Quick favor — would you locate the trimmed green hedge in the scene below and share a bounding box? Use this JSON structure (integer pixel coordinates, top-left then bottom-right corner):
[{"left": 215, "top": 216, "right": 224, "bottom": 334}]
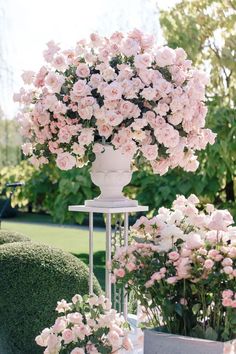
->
[
  {"left": 0, "top": 229, "right": 31, "bottom": 245},
  {"left": 0, "top": 242, "right": 102, "bottom": 354}
]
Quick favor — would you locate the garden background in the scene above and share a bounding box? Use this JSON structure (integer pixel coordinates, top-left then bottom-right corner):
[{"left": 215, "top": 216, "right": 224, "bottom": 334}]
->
[{"left": 0, "top": 0, "right": 235, "bottom": 285}]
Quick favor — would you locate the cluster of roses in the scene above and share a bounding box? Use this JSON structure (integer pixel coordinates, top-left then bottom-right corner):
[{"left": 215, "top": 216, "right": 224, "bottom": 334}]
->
[
  {"left": 15, "top": 29, "right": 215, "bottom": 174},
  {"left": 35, "top": 294, "right": 132, "bottom": 354},
  {"left": 111, "top": 194, "right": 236, "bottom": 337}
]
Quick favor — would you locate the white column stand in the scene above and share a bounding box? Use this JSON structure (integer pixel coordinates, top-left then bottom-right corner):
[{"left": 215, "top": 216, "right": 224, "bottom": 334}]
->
[
  {"left": 89, "top": 212, "right": 94, "bottom": 295},
  {"left": 105, "top": 212, "right": 112, "bottom": 301},
  {"left": 123, "top": 212, "right": 129, "bottom": 320}
]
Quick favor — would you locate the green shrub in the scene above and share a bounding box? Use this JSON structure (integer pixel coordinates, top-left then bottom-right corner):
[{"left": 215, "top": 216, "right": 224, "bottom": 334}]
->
[
  {"left": 0, "top": 242, "right": 102, "bottom": 354},
  {"left": 0, "top": 229, "right": 31, "bottom": 245}
]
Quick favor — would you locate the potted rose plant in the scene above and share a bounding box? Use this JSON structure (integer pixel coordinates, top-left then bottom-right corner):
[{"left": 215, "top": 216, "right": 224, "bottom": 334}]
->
[
  {"left": 111, "top": 194, "right": 236, "bottom": 353},
  {"left": 15, "top": 29, "right": 215, "bottom": 207},
  {"left": 35, "top": 293, "right": 133, "bottom": 354}
]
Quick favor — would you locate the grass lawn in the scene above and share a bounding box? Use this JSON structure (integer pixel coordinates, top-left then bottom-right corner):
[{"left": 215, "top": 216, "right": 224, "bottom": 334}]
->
[{"left": 1, "top": 219, "right": 106, "bottom": 289}]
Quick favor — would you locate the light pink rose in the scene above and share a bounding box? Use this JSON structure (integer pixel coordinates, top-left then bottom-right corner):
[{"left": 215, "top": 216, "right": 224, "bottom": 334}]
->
[
  {"left": 56, "top": 153, "right": 76, "bottom": 170},
  {"left": 134, "top": 53, "right": 152, "bottom": 68},
  {"left": 166, "top": 276, "right": 178, "bottom": 284},
  {"left": 53, "top": 55, "right": 67, "bottom": 71},
  {"left": 62, "top": 328, "right": 74, "bottom": 344},
  {"left": 67, "top": 312, "right": 83, "bottom": 324},
  {"left": 168, "top": 251, "right": 179, "bottom": 261},
  {"left": 70, "top": 348, "right": 85, "bottom": 354},
  {"left": 22, "top": 143, "right": 33, "bottom": 156},
  {"left": 224, "top": 266, "right": 233, "bottom": 275},
  {"left": 76, "top": 63, "right": 90, "bottom": 78},
  {"left": 204, "top": 259, "right": 214, "bottom": 269},
  {"left": 155, "top": 47, "right": 176, "bottom": 67},
  {"left": 222, "top": 258, "right": 233, "bottom": 267},
  {"left": 208, "top": 210, "right": 234, "bottom": 231},
  {"left": 72, "top": 80, "right": 90, "bottom": 98},
  {"left": 222, "top": 290, "right": 234, "bottom": 299},
  {"left": 58, "top": 127, "right": 71, "bottom": 143},
  {"left": 121, "top": 38, "right": 140, "bottom": 56},
  {"left": 141, "top": 144, "right": 158, "bottom": 161},
  {"left": 45, "top": 72, "right": 65, "bottom": 93},
  {"left": 115, "top": 268, "right": 126, "bottom": 278},
  {"left": 52, "top": 317, "right": 67, "bottom": 333},
  {"left": 103, "top": 82, "right": 123, "bottom": 100},
  {"left": 186, "top": 233, "right": 203, "bottom": 249},
  {"left": 222, "top": 298, "right": 233, "bottom": 307},
  {"left": 105, "top": 111, "right": 123, "bottom": 126},
  {"left": 21, "top": 70, "right": 35, "bottom": 84},
  {"left": 35, "top": 328, "right": 51, "bottom": 347}
]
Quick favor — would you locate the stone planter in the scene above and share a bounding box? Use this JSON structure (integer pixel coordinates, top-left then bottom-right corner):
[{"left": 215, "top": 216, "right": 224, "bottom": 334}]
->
[
  {"left": 144, "top": 329, "right": 236, "bottom": 354},
  {"left": 85, "top": 145, "right": 138, "bottom": 207}
]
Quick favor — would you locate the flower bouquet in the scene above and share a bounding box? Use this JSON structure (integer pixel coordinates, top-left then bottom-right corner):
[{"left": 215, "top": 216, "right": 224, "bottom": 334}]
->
[
  {"left": 111, "top": 195, "right": 236, "bottom": 352},
  {"left": 35, "top": 294, "right": 133, "bottom": 354},
  {"left": 15, "top": 29, "right": 215, "bottom": 206}
]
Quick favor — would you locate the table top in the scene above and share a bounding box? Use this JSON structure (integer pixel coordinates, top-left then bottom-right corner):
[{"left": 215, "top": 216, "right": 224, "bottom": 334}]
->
[{"left": 68, "top": 205, "right": 149, "bottom": 214}]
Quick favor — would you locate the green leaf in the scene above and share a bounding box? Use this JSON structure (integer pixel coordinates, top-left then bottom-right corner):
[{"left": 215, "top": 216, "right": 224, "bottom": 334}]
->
[
  {"left": 192, "top": 303, "right": 201, "bottom": 315},
  {"left": 205, "top": 327, "right": 218, "bottom": 341}
]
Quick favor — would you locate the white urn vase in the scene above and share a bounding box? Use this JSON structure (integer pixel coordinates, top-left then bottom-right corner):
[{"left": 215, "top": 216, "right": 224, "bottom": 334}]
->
[{"left": 85, "top": 145, "right": 138, "bottom": 207}]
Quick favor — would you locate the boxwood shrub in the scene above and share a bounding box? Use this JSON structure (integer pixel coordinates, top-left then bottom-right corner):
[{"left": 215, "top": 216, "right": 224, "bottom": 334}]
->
[
  {"left": 0, "top": 229, "right": 31, "bottom": 245},
  {"left": 0, "top": 242, "right": 102, "bottom": 354}
]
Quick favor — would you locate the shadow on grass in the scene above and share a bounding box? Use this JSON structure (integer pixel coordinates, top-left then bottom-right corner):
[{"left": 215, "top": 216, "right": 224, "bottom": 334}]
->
[{"left": 72, "top": 251, "right": 106, "bottom": 291}]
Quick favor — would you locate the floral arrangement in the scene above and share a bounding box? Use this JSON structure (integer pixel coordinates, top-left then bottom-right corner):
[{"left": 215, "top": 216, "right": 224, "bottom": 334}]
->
[
  {"left": 35, "top": 294, "right": 133, "bottom": 354},
  {"left": 15, "top": 29, "right": 216, "bottom": 174},
  {"left": 111, "top": 194, "right": 236, "bottom": 342}
]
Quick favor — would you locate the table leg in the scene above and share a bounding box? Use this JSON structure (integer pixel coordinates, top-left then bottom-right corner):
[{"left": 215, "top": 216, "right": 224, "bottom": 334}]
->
[
  {"left": 123, "top": 212, "right": 129, "bottom": 319},
  {"left": 89, "top": 212, "right": 94, "bottom": 295},
  {"left": 105, "top": 213, "right": 112, "bottom": 301}
]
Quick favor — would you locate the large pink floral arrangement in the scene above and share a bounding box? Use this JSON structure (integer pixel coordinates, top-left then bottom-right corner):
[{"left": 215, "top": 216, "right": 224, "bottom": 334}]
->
[
  {"left": 35, "top": 294, "right": 133, "bottom": 354},
  {"left": 15, "top": 29, "right": 215, "bottom": 174},
  {"left": 111, "top": 195, "right": 236, "bottom": 342}
]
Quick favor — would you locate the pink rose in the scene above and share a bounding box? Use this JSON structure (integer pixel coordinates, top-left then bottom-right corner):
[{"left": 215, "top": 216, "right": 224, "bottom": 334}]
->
[
  {"left": 115, "top": 268, "right": 126, "bottom": 278},
  {"left": 52, "top": 317, "right": 67, "bottom": 333},
  {"left": 53, "top": 55, "right": 67, "bottom": 71},
  {"left": 222, "top": 258, "right": 233, "bottom": 267},
  {"left": 45, "top": 72, "right": 65, "bottom": 93},
  {"left": 21, "top": 70, "right": 35, "bottom": 84},
  {"left": 166, "top": 276, "right": 178, "bottom": 284},
  {"left": 56, "top": 153, "right": 76, "bottom": 170},
  {"left": 22, "top": 143, "right": 33, "bottom": 156},
  {"left": 224, "top": 266, "right": 233, "bottom": 275},
  {"left": 62, "top": 328, "right": 74, "bottom": 344},
  {"left": 186, "top": 233, "right": 203, "bottom": 249},
  {"left": 222, "top": 298, "right": 233, "bottom": 307},
  {"left": 222, "top": 290, "right": 234, "bottom": 299},
  {"left": 168, "top": 251, "right": 179, "bottom": 261},
  {"left": 134, "top": 53, "right": 152, "bottom": 68},
  {"left": 76, "top": 63, "right": 90, "bottom": 78},
  {"left": 70, "top": 348, "right": 85, "bottom": 354},
  {"left": 103, "top": 82, "right": 123, "bottom": 100},
  {"left": 71, "top": 80, "right": 90, "bottom": 98},
  {"left": 67, "top": 312, "right": 83, "bottom": 324},
  {"left": 208, "top": 210, "right": 234, "bottom": 231},
  {"left": 121, "top": 38, "right": 140, "bottom": 56},
  {"left": 204, "top": 259, "right": 214, "bottom": 269},
  {"left": 105, "top": 111, "right": 123, "bottom": 126},
  {"left": 155, "top": 47, "right": 176, "bottom": 67},
  {"left": 141, "top": 144, "right": 158, "bottom": 161}
]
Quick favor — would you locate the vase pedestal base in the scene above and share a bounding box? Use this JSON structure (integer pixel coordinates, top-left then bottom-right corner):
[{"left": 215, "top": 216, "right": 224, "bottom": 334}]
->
[{"left": 85, "top": 197, "right": 138, "bottom": 208}]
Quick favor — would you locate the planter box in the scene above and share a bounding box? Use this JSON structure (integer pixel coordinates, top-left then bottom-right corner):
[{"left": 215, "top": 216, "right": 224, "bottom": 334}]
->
[{"left": 144, "top": 329, "right": 236, "bottom": 354}]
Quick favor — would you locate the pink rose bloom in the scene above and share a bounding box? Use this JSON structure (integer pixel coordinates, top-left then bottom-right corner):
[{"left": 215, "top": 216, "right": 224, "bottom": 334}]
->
[
  {"left": 224, "top": 266, "right": 233, "bottom": 275},
  {"left": 222, "top": 290, "right": 234, "bottom": 299},
  {"left": 93, "top": 143, "right": 104, "bottom": 154},
  {"left": 155, "top": 47, "right": 176, "bottom": 67},
  {"left": 71, "top": 80, "right": 90, "bottom": 98},
  {"left": 141, "top": 144, "right": 158, "bottom": 161},
  {"left": 45, "top": 72, "right": 65, "bottom": 93},
  {"left": 72, "top": 294, "right": 82, "bottom": 304},
  {"left": 126, "top": 262, "right": 136, "bottom": 272},
  {"left": 186, "top": 233, "right": 203, "bottom": 250},
  {"left": 103, "top": 82, "right": 123, "bottom": 101},
  {"left": 222, "top": 258, "right": 233, "bottom": 267},
  {"left": 21, "top": 70, "right": 35, "bottom": 84},
  {"left": 76, "top": 63, "right": 90, "bottom": 78},
  {"left": 105, "top": 111, "right": 123, "bottom": 126},
  {"left": 121, "top": 38, "right": 140, "bottom": 56},
  {"left": 204, "top": 259, "right": 214, "bottom": 269},
  {"left": 53, "top": 55, "right": 67, "bottom": 71},
  {"left": 168, "top": 251, "right": 180, "bottom": 261},
  {"left": 78, "top": 106, "right": 93, "bottom": 120},
  {"left": 56, "top": 153, "right": 76, "bottom": 170},
  {"left": 151, "top": 272, "right": 162, "bottom": 281},
  {"left": 22, "top": 143, "right": 33, "bottom": 156},
  {"left": 166, "top": 276, "right": 178, "bottom": 284},
  {"left": 151, "top": 159, "right": 170, "bottom": 176},
  {"left": 107, "top": 330, "right": 120, "bottom": 345},
  {"left": 37, "top": 112, "right": 50, "bottom": 126},
  {"left": 134, "top": 53, "right": 152, "bottom": 68},
  {"left": 115, "top": 268, "right": 126, "bottom": 278},
  {"left": 70, "top": 348, "right": 85, "bottom": 354},
  {"left": 67, "top": 312, "right": 83, "bottom": 324},
  {"left": 222, "top": 298, "right": 233, "bottom": 307},
  {"left": 208, "top": 210, "right": 234, "bottom": 231},
  {"left": 52, "top": 317, "right": 67, "bottom": 333},
  {"left": 35, "top": 328, "right": 51, "bottom": 347},
  {"left": 98, "top": 121, "right": 113, "bottom": 138},
  {"left": 62, "top": 328, "right": 75, "bottom": 344}
]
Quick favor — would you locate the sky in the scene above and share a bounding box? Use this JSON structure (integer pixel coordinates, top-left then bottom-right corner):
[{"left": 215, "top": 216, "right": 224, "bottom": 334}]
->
[{"left": 0, "top": 0, "right": 179, "bottom": 118}]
